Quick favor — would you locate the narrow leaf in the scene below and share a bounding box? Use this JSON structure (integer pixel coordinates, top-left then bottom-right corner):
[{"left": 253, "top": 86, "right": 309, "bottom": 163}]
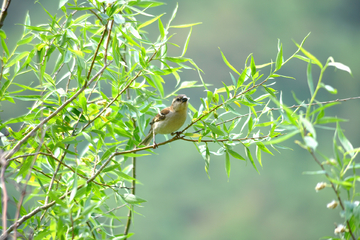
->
[
  {"left": 219, "top": 48, "right": 240, "bottom": 75},
  {"left": 275, "top": 40, "right": 283, "bottom": 70},
  {"left": 246, "top": 147, "right": 259, "bottom": 173},
  {"left": 225, "top": 151, "right": 231, "bottom": 178},
  {"left": 337, "top": 122, "right": 354, "bottom": 157},
  {"left": 138, "top": 14, "right": 164, "bottom": 29},
  {"left": 307, "top": 61, "right": 314, "bottom": 96}
]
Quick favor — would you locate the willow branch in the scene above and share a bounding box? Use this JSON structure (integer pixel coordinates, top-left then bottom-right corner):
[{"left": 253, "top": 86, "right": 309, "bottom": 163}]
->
[
  {"left": 309, "top": 150, "right": 356, "bottom": 240},
  {"left": 40, "top": 10, "right": 78, "bottom": 65},
  {"left": 192, "top": 96, "right": 360, "bottom": 134},
  {"left": 4, "top": 61, "right": 112, "bottom": 161},
  {"left": 0, "top": 151, "right": 9, "bottom": 238},
  {"left": 181, "top": 78, "right": 270, "bottom": 135},
  {"left": 81, "top": 44, "right": 163, "bottom": 131},
  {"left": 0, "top": 0, "right": 11, "bottom": 29}
]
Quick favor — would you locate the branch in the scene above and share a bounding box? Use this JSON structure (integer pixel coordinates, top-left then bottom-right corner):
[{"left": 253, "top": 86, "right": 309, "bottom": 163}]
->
[
  {"left": 192, "top": 96, "right": 360, "bottom": 134},
  {"left": 124, "top": 119, "right": 137, "bottom": 239},
  {"left": 309, "top": 150, "right": 356, "bottom": 240},
  {"left": 0, "top": 0, "right": 11, "bottom": 29},
  {"left": 13, "top": 128, "right": 45, "bottom": 239},
  {"left": 81, "top": 43, "right": 164, "bottom": 132},
  {"left": 181, "top": 135, "right": 270, "bottom": 143},
  {"left": 0, "top": 151, "right": 9, "bottom": 239},
  {"left": 180, "top": 77, "right": 270, "bottom": 135},
  {"left": 40, "top": 10, "right": 78, "bottom": 65},
  {"left": 4, "top": 61, "right": 113, "bottom": 161}
]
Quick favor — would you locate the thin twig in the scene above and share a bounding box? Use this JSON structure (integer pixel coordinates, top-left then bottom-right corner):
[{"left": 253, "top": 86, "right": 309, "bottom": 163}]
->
[
  {"left": 4, "top": 61, "right": 112, "bottom": 161},
  {"left": 124, "top": 106, "right": 137, "bottom": 239},
  {"left": 81, "top": 44, "right": 164, "bottom": 132},
  {"left": 87, "top": 25, "right": 108, "bottom": 80},
  {"left": 93, "top": 204, "right": 127, "bottom": 219},
  {"left": 181, "top": 78, "right": 270, "bottom": 135},
  {"left": 0, "top": 0, "right": 12, "bottom": 28},
  {"left": 40, "top": 10, "right": 78, "bottom": 65},
  {"left": 0, "top": 151, "right": 9, "bottom": 239},
  {"left": 181, "top": 135, "right": 270, "bottom": 143},
  {"left": 13, "top": 126, "right": 46, "bottom": 239},
  {"left": 210, "top": 96, "right": 360, "bottom": 130},
  {"left": 309, "top": 150, "right": 356, "bottom": 240}
]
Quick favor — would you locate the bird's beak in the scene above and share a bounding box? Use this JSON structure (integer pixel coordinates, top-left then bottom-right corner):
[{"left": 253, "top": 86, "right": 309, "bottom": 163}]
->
[{"left": 182, "top": 97, "right": 189, "bottom": 102}]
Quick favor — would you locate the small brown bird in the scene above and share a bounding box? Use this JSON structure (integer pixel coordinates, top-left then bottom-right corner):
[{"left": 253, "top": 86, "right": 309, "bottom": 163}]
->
[{"left": 139, "top": 94, "right": 189, "bottom": 148}]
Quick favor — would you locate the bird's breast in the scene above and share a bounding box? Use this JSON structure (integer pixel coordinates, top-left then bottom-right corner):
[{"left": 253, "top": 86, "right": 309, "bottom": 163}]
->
[{"left": 153, "top": 111, "right": 187, "bottom": 134}]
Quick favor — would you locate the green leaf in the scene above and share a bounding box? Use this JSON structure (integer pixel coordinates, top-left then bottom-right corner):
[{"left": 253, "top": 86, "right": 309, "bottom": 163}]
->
[
  {"left": 0, "top": 29, "right": 6, "bottom": 39},
  {"left": 129, "top": 1, "right": 164, "bottom": 8},
  {"left": 201, "top": 144, "right": 211, "bottom": 178},
  {"left": 303, "top": 170, "right": 327, "bottom": 175},
  {"left": 138, "top": 13, "right": 164, "bottom": 29},
  {"left": 250, "top": 55, "right": 256, "bottom": 77},
  {"left": 227, "top": 149, "right": 245, "bottom": 161},
  {"left": 122, "top": 194, "right": 146, "bottom": 204},
  {"left": 237, "top": 68, "right": 248, "bottom": 88},
  {"left": 337, "top": 122, "right": 354, "bottom": 157},
  {"left": 24, "top": 11, "right": 31, "bottom": 34},
  {"left": 17, "top": 35, "right": 34, "bottom": 46},
  {"left": 151, "top": 74, "right": 164, "bottom": 97},
  {"left": 181, "top": 27, "right": 192, "bottom": 57},
  {"left": 307, "top": 61, "right": 314, "bottom": 96},
  {"left": 225, "top": 151, "right": 231, "bottom": 178},
  {"left": 316, "top": 116, "right": 347, "bottom": 124},
  {"left": 321, "top": 83, "right": 337, "bottom": 94},
  {"left": 79, "top": 92, "right": 87, "bottom": 115},
  {"left": 158, "top": 18, "right": 165, "bottom": 39},
  {"left": 69, "top": 169, "right": 78, "bottom": 202},
  {"left": 256, "top": 142, "right": 273, "bottom": 155},
  {"left": 48, "top": 192, "right": 67, "bottom": 208},
  {"left": 294, "top": 42, "right": 323, "bottom": 69},
  {"left": 275, "top": 40, "right": 283, "bottom": 70},
  {"left": 1, "top": 38, "right": 9, "bottom": 56},
  {"left": 328, "top": 60, "right": 352, "bottom": 75},
  {"left": 304, "top": 136, "right": 318, "bottom": 150},
  {"left": 119, "top": 29, "right": 140, "bottom": 48},
  {"left": 246, "top": 147, "right": 259, "bottom": 173},
  {"left": 206, "top": 123, "right": 225, "bottom": 136},
  {"left": 300, "top": 116, "right": 316, "bottom": 138},
  {"left": 219, "top": 48, "right": 240, "bottom": 75},
  {"left": 264, "top": 130, "right": 300, "bottom": 145},
  {"left": 269, "top": 74, "right": 295, "bottom": 80},
  {"left": 114, "top": 14, "right": 125, "bottom": 24},
  {"left": 170, "top": 22, "right": 202, "bottom": 28},
  {"left": 59, "top": 0, "right": 68, "bottom": 8},
  {"left": 256, "top": 145, "right": 262, "bottom": 167},
  {"left": 5, "top": 51, "right": 29, "bottom": 68},
  {"left": 166, "top": 2, "right": 178, "bottom": 30}
]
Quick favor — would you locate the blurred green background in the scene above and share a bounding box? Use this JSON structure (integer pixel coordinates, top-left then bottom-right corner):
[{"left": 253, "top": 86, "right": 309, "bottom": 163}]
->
[{"left": 1, "top": 0, "right": 360, "bottom": 239}]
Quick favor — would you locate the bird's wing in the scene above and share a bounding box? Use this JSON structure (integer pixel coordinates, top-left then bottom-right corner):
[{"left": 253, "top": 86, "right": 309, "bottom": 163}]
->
[{"left": 150, "top": 108, "right": 170, "bottom": 125}]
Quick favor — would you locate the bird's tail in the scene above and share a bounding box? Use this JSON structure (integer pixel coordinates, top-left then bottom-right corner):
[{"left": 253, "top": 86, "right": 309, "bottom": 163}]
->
[{"left": 138, "top": 130, "right": 152, "bottom": 146}]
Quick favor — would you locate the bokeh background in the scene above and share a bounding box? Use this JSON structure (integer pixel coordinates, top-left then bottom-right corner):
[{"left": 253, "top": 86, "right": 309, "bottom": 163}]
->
[{"left": 1, "top": 0, "right": 360, "bottom": 239}]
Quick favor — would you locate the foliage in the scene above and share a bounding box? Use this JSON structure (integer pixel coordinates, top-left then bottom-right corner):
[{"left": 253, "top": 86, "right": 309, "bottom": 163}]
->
[{"left": 0, "top": 0, "right": 358, "bottom": 239}]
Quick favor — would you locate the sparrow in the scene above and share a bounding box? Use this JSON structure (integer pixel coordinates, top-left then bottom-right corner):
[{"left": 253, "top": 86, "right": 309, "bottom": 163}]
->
[{"left": 139, "top": 94, "right": 189, "bottom": 148}]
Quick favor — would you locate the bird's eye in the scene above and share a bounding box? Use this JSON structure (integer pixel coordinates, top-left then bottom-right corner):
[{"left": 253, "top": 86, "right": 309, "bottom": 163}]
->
[{"left": 176, "top": 98, "right": 181, "bottom": 101}]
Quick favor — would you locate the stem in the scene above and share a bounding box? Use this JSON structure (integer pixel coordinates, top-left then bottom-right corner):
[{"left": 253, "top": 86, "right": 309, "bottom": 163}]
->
[
  {"left": 123, "top": 155, "right": 136, "bottom": 239},
  {"left": 0, "top": 0, "right": 11, "bottom": 28},
  {"left": 309, "top": 150, "right": 356, "bottom": 240},
  {"left": 4, "top": 61, "right": 112, "bottom": 161},
  {"left": 0, "top": 151, "right": 9, "bottom": 239},
  {"left": 124, "top": 107, "right": 137, "bottom": 239}
]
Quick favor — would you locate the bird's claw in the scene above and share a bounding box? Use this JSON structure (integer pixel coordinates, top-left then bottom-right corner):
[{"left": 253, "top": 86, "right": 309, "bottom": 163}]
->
[{"left": 171, "top": 131, "right": 182, "bottom": 139}]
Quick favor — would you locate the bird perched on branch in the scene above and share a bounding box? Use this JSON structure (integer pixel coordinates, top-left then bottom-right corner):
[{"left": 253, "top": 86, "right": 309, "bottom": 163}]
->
[{"left": 139, "top": 94, "right": 189, "bottom": 148}]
